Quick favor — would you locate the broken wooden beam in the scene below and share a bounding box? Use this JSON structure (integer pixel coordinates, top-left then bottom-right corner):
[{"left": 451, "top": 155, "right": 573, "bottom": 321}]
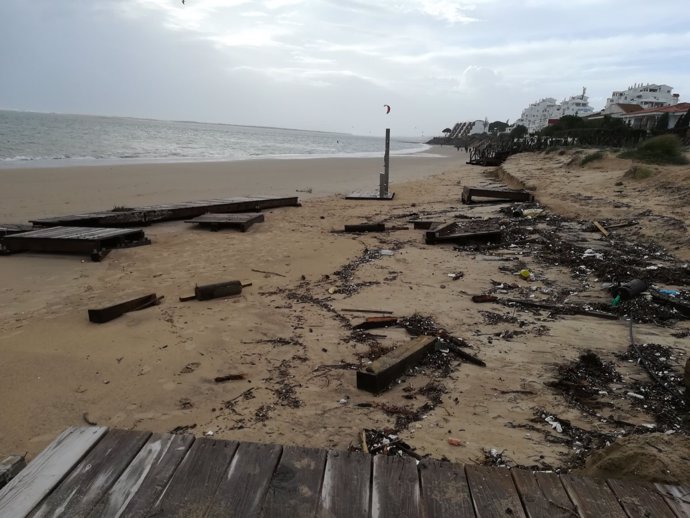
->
[
  {"left": 0, "top": 456, "right": 26, "bottom": 490},
  {"left": 650, "top": 291, "right": 690, "bottom": 318},
  {"left": 357, "top": 335, "right": 437, "bottom": 393},
  {"left": 180, "top": 280, "right": 251, "bottom": 302},
  {"left": 352, "top": 316, "right": 398, "bottom": 330},
  {"left": 343, "top": 223, "right": 386, "bottom": 233},
  {"left": 461, "top": 186, "right": 534, "bottom": 204},
  {"left": 425, "top": 222, "right": 502, "bottom": 245},
  {"left": 409, "top": 220, "right": 443, "bottom": 230},
  {"left": 504, "top": 298, "right": 619, "bottom": 320},
  {"left": 440, "top": 340, "right": 486, "bottom": 367},
  {"left": 88, "top": 293, "right": 163, "bottom": 323}
]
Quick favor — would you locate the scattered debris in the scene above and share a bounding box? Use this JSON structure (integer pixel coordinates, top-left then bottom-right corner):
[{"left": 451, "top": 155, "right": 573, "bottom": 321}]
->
[
  {"left": 170, "top": 424, "right": 197, "bottom": 434},
  {"left": 461, "top": 186, "right": 534, "bottom": 204},
  {"left": 251, "top": 268, "right": 286, "bottom": 278},
  {"left": 180, "top": 280, "right": 251, "bottom": 302},
  {"left": 180, "top": 362, "right": 200, "bottom": 374},
  {"left": 352, "top": 316, "right": 398, "bottom": 330}
]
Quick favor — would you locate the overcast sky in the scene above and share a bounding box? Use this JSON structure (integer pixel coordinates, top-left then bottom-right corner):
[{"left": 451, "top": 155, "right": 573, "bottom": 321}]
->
[{"left": 2, "top": 0, "right": 688, "bottom": 136}]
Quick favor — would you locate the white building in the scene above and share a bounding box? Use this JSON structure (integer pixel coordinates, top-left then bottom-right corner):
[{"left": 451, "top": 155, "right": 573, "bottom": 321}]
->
[
  {"left": 605, "top": 83, "right": 679, "bottom": 111},
  {"left": 514, "top": 89, "right": 594, "bottom": 133}
]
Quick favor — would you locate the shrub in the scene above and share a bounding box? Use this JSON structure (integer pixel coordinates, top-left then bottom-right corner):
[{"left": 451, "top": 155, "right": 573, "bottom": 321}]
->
[
  {"left": 580, "top": 151, "right": 605, "bottom": 166},
  {"left": 619, "top": 134, "right": 689, "bottom": 165},
  {"left": 623, "top": 165, "right": 654, "bottom": 180}
]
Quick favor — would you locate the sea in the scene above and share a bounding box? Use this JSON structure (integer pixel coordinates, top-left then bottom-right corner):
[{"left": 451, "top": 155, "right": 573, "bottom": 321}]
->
[{"left": 0, "top": 110, "right": 429, "bottom": 168}]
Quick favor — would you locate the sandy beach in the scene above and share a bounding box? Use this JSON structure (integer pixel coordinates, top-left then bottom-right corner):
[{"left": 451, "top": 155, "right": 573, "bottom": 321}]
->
[{"left": 1, "top": 148, "right": 689, "bottom": 483}]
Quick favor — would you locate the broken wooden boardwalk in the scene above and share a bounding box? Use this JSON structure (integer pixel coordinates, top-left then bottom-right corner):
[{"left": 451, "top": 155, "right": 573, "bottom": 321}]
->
[
  {"left": 185, "top": 212, "right": 265, "bottom": 232},
  {"left": 461, "top": 186, "right": 534, "bottom": 204},
  {"left": 1, "top": 427, "right": 688, "bottom": 518},
  {"left": 30, "top": 196, "right": 299, "bottom": 227},
  {"left": 0, "top": 224, "right": 33, "bottom": 237},
  {"left": 0, "top": 226, "right": 150, "bottom": 261}
]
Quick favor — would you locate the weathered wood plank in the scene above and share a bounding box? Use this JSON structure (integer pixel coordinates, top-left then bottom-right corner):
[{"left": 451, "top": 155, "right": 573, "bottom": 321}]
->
[
  {"left": 260, "top": 445, "right": 326, "bottom": 518},
  {"left": 29, "top": 429, "right": 150, "bottom": 518},
  {"left": 0, "top": 455, "right": 26, "bottom": 489},
  {"left": 371, "top": 454, "right": 419, "bottom": 518},
  {"left": 88, "top": 293, "right": 160, "bottom": 324},
  {"left": 88, "top": 433, "right": 194, "bottom": 518},
  {"left": 418, "top": 458, "right": 474, "bottom": 518},
  {"left": 147, "top": 437, "right": 237, "bottom": 518},
  {"left": 317, "top": 450, "right": 371, "bottom": 518},
  {"left": 654, "top": 483, "right": 690, "bottom": 518},
  {"left": 560, "top": 474, "right": 627, "bottom": 518},
  {"left": 606, "top": 478, "right": 676, "bottom": 518},
  {"left": 357, "top": 336, "right": 437, "bottom": 393},
  {"left": 206, "top": 442, "right": 282, "bottom": 518},
  {"left": 465, "top": 465, "right": 527, "bottom": 518},
  {"left": 0, "top": 427, "right": 108, "bottom": 518},
  {"left": 511, "top": 469, "right": 576, "bottom": 518}
]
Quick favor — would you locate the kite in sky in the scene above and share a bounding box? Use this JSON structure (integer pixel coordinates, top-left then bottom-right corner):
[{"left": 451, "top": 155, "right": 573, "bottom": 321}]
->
[{"left": 384, "top": 104, "right": 391, "bottom": 114}]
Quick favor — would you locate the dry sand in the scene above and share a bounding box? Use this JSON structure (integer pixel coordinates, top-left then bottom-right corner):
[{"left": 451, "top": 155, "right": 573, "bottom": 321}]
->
[{"left": 1, "top": 148, "right": 688, "bottom": 483}]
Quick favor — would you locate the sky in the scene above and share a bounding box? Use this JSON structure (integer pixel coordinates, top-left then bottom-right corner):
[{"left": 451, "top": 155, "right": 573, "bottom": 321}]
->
[{"left": 1, "top": 0, "right": 689, "bottom": 136}]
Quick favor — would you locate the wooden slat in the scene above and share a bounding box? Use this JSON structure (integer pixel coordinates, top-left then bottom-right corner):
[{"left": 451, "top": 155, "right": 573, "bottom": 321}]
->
[
  {"left": 511, "top": 469, "right": 576, "bottom": 518},
  {"left": 87, "top": 433, "right": 194, "bottom": 518},
  {"left": 655, "top": 483, "right": 690, "bottom": 518},
  {"left": 147, "top": 437, "right": 237, "bottom": 517},
  {"left": 561, "top": 474, "right": 627, "bottom": 518},
  {"left": 419, "top": 458, "right": 474, "bottom": 518},
  {"left": 206, "top": 442, "right": 282, "bottom": 518},
  {"left": 465, "top": 465, "right": 527, "bottom": 518},
  {"left": 371, "top": 454, "right": 420, "bottom": 518},
  {"left": 317, "top": 450, "right": 371, "bottom": 518},
  {"left": 29, "top": 429, "right": 150, "bottom": 518},
  {"left": 260, "top": 445, "right": 326, "bottom": 518},
  {"left": 0, "top": 427, "right": 108, "bottom": 518},
  {"left": 606, "top": 479, "right": 676, "bottom": 518}
]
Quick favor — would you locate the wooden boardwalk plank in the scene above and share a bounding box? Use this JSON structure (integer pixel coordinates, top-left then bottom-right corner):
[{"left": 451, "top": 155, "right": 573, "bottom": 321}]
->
[
  {"left": 419, "top": 458, "right": 474, "bottom": 518},
  {"left": 206, "top": 442, "right": 282, "bottom": 518},
  {"left": 0, "top": 427, "right": 108, "bottom": 518},
  {"left": 465, "top": 465, "right": 527, "bottom": 518},
  {"left": 317, "top": 450, "right": 371, "bottom": 518},
  {"left": 88, "top": 433, "right": 194, "bottom": 518},
  {"left": 146, "top": 437, "right": 237, "bottom": 518},
  {"left": 511, "top": 470, "right": 576, "bottom": 518},
  {"left": 607, "top": 479, "right": 677, "bottom": 518},
  {"left": 561, "top": 474, "right": 627, "bottom": 518},
  {"left": 372, "top": 455, "right": 420, "bottom": 518},
  {"left": 29, "top": 429, "right": 150, "bottom": 518},
  {"left": 260, "top": 445, "right": 326, "bottom": 518},
  {"left": 655, "top": 483, "right": 690, "bottom": 518}
]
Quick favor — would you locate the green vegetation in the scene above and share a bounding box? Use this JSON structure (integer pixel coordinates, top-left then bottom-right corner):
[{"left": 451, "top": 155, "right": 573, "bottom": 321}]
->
[
  {"left": 580, "top": 150, "right": 605, "bottom": 166},
  {"left": 489, "top": 121, "right": 510, "bottom": 134},
  {"left": 619, "top": 134, "right": 689, "bottom": 165},
  {"left": 510, "top": 124, "right": 528, "bottom": 139},
  {"left": 623, "top": 165, "right": 655, "bottom": 180}
]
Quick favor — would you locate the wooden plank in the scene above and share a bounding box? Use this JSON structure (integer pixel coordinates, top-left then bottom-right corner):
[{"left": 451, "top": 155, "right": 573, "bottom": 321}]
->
[
  {"left": 88, "top": 294, "right": 160, "bottom": 324},
  {"left": 560, "top": 474, "right": 627, "bottom": 518},
  {"left": 655, "top": 483, "right": 690, "bottom": 518},
  {"left": 371, "top": 454, "right": 419, "bottom": 518},
  {"left": 345, "top": 192, "right": 395, "bottom": 200},
  {"left": 88, "top": 433, "right": 194, "bottom": 518},
  {"left": 186, "top": 213, "right": 265, "bottom": 231},
  {"left": 0, "top": 455, "right": 26, "bottom": 489},
  {"left": 357, "top": 336, "right": 437, "bottom": 393},
  {"left": 419, "top": 458, "right": 474, "bottom": 518},
  {"left": 0, "top": 427, "right": 108, "bottom": 518},
  {"left": 260, "top": 446, "right": 326, "bottom": 518},
  {"left": 465, "top": 465, "right": 527, "bottom": 518},
  {"left": 317, "top": 450, "right": 371, "bottom": 518},
  {"left": 206, "top": 442, "right": 282, "bottom": 518},
  {"left": 29, "top": 429, "right": 150, "bottom": 518},
  {"left": 592, "top": 221, "right": 610, "bottom": 237},
  {"left": 511, "top": 469, "right": 576, "bottom": 518},
  {"left": 147, "top": 437, "right": 237, "bottom": 517},
  {"left": 607, "top": 479, "right": 677, "bottom": 518}
]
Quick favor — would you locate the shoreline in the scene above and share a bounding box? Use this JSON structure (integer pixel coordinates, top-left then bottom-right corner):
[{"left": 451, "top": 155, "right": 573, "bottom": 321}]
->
[{"left": 0, "top": 148, "right": 462, "bottom": 222}]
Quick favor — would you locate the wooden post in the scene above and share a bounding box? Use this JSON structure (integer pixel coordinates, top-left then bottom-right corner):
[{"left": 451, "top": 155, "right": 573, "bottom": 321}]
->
[{"left": 381, "top": 128, "right": 390, "bottom": 199}]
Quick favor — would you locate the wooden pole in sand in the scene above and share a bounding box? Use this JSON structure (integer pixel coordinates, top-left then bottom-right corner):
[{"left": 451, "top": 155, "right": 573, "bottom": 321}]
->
[{"left": 380, "top": 128, "right": 390, "bottom": 198}]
